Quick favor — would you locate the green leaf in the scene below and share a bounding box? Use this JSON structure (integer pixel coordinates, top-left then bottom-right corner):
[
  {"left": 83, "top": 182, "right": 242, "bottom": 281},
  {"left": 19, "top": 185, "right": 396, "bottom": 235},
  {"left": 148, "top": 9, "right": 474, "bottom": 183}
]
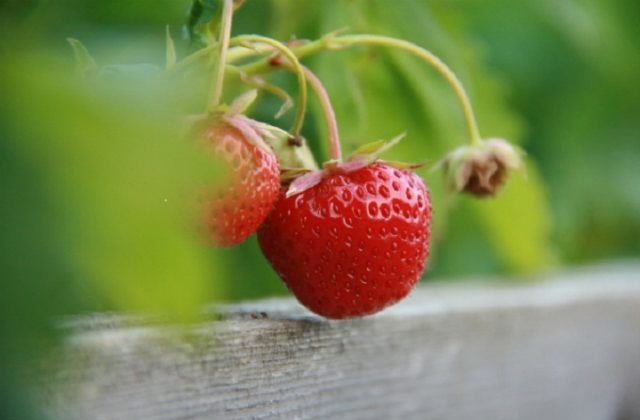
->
[
  {"left": 352, "top": 139, "right": 386, "bottom": 155},
  {"left": 349, "top": 133, "right": 406, "bottom": 164}
]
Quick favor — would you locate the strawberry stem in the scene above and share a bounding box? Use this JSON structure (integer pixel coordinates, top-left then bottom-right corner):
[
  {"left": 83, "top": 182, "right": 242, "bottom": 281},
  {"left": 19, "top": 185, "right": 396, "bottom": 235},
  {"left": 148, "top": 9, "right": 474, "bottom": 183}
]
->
[
  {"left": 300, "top": 66, "right": 342, "bottom": 162},
  {"left": 333, "top": 35, "right": 482, "bottom": 146},
  {"left": 208, "top": 0, "right": 234, "bottom": 111},
  {"left": 233, "top": 33, "right": 484, "bottom": 147},
  {"left": 266, "top": 61, "right": 342, "bottom": 162},
  {"left": 229, "top": 35, "right": 308, "bottom": 137}
]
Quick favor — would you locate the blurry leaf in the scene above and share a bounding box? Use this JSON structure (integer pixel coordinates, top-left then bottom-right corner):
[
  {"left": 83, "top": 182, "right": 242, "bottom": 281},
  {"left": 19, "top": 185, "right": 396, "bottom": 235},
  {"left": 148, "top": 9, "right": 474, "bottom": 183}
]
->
[
  {"left": 450, "top": 0, "right": 640, "bottom": 262},
  {"left": 534, "top": 0, "right": 640, "bottom": 88},
  {"left": 99, "top": 63, "right": 162, "bottom": 79},
  {"left": 470, "top": 162, "right": 555, "bottom": 273},
  {"left": 2, "top": 52, "right": 223, "bottom": 318}
]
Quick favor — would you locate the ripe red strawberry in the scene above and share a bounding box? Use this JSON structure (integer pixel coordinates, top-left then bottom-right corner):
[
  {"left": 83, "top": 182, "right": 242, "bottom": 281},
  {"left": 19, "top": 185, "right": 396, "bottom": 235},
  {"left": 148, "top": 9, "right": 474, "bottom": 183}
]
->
[
  {"left": 258, "top": 162, "right": 432, "bottom": 319},
  {"left": 201, "top": 122, "right": 280, "bottom": 247}
]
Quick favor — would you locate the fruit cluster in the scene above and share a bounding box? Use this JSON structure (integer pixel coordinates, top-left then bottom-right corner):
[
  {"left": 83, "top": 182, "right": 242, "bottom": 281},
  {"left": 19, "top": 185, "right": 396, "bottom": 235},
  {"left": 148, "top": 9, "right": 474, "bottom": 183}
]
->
[{"left": 69, "top": 0, "right": 523, "bottom": 319}]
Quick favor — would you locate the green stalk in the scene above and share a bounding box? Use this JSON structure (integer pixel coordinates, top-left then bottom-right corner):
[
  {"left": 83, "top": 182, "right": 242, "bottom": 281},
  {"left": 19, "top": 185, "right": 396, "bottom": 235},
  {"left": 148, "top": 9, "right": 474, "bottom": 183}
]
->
[
  {"left": 335, "top": 35, "right": 482, "bottom": 146},
  {"left": 236, "top": 34, "right": 483, "bottom": 146},
  {"left": 229, "top": 35, "right": 308, "bottom": 137}
]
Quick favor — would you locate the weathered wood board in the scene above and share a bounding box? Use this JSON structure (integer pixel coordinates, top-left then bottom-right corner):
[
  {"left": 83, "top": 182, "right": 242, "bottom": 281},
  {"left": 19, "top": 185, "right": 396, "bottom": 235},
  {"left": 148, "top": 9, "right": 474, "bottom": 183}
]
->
[{"left": 38, "top": 263, "right": 640, "bottom": 420}]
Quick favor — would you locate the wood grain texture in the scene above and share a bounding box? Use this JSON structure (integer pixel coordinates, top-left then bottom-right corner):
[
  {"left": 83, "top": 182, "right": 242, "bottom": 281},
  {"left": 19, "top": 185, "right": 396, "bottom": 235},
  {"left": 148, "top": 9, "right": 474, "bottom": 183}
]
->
[{"left": 38, "top": 263, "right": 640, "bottom": 420}]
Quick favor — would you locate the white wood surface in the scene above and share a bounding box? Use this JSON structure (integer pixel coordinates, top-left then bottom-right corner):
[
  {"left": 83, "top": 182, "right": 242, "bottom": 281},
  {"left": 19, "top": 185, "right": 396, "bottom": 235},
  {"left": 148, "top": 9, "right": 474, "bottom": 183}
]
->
[{"left": 38, "top": 262, "right": 640, "bottom": 420}]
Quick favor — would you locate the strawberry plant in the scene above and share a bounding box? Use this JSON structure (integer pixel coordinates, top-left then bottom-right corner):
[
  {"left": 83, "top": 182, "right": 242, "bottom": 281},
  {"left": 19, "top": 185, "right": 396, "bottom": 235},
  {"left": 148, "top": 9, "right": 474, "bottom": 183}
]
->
[{"left": 69, "top": 0, "right": 524, "bottom": 318}]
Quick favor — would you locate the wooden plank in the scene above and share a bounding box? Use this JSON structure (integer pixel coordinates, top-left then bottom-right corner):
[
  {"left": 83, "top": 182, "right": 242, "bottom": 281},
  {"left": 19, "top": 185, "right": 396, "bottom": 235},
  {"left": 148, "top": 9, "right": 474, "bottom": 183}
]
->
[{"left": 37, "top": 263, "right": 640, "bottom": 420}]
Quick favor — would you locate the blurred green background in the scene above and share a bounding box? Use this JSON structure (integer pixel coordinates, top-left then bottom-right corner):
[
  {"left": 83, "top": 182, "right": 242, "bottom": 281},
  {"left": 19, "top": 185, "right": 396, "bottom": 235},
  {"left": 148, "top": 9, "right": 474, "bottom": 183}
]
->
[{"left": 1, "top": 0, "right": 639, "bottom": 417}]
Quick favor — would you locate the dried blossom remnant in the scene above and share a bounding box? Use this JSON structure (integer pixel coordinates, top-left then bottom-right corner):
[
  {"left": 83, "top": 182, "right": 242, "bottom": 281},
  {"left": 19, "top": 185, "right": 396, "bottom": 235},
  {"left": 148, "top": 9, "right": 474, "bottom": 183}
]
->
[{"left": 441, "top": 138, "right": 523, "bottom": 198}]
